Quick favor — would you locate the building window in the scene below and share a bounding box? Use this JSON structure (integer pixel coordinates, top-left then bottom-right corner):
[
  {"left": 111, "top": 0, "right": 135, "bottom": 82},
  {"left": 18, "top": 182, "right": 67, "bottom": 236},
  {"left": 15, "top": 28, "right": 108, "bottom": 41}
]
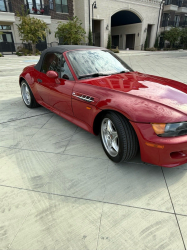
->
[
  {"left": 165, "top": 0, "right": 172, "bottom": 5},
  {"left": 0, "top": 0, "right": 6, "bottom": 11},
  {"left": 49, "top": 0, "right": 54, "bottom": 9},
  {"left": 55, "top": 0, "right": 68, "bottom": 13},
  {"left": 0, "top": 25, "right": 11, "bottom": 30},
  {"left": 174, "top": 15, "right": 180, "bottom": 27},
  {"left": 184, "top": 15, "right": 187, "bottom": 24}
]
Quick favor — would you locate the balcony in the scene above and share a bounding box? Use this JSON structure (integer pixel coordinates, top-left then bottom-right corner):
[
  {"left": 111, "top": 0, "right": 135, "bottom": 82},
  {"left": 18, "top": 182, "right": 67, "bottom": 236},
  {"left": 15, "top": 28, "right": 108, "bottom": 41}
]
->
[
  {"left": 24, "top": 3, "right": 51, "bottom": 24},
  {"left": 164, "top": 0, "right": 179, "bottom": 12},
  {"left": 161, "top": 20, "right": 185, "bottom": 29},
  {"left": 24, "top": 3, "right": 50, "bottom": 15},
  {"left": 177, "top": 1, "right": 187, "bottom": 13},
  {"left": 0, "top": 0, "right": 15, "bottom": 22}
]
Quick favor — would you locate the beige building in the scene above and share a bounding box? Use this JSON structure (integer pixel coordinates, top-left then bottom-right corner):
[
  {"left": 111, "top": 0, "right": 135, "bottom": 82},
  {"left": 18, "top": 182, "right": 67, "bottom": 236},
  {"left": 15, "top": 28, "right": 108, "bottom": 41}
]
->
[
  {"left": 0, "top": 0, "right": 163, "bottom": 53},
  {"left": 74, "top": 0, "right": 163, "bottom": 50}
]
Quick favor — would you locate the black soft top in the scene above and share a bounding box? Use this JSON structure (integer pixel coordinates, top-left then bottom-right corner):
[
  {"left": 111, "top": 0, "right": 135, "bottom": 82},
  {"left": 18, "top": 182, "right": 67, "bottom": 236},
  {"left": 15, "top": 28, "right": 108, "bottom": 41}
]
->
[{"left": 34, "top": 45, "right": 104, "bottom": 71}]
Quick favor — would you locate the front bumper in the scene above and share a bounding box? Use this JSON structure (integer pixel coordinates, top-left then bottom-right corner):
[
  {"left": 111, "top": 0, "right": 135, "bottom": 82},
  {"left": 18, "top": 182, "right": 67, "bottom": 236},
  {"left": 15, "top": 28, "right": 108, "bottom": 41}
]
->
[{"left": 131, "top": 121, "right": 187, "bottom": 168}]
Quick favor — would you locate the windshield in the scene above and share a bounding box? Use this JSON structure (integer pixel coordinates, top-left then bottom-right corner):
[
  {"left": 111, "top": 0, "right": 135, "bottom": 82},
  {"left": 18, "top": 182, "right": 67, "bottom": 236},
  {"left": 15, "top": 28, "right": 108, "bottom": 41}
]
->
[{"left": 67, "top": 49, "right": 133, "bottom": 79}]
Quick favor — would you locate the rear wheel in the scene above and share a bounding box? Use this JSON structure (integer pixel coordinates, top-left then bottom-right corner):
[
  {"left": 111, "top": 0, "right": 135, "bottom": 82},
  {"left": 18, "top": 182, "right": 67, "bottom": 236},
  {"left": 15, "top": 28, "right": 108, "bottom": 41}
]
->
[
  {"left": 100, "top": 112, "right": 138, "bottom": 163},
  {"left": 21, "top": 80, "right": 39, "bottom": 108}
]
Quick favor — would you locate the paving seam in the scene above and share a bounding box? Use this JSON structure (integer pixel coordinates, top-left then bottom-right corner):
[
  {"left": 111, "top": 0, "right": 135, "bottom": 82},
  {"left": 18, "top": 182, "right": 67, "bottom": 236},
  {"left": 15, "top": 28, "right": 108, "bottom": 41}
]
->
[
  {"left": 95, "top": 160, "right": 109, "bottom": 250},
  {"left": 6, "top": 200, "right": 37, "bottom": 250},
  {"left": 161, "top": 167, "right": 186, "bottom": 250},
  {"left": 62, "top": 126, "right": 79, "bottom": 154},
  {"left": 0, "top": 183, "right": 183, "bottom": 217}
]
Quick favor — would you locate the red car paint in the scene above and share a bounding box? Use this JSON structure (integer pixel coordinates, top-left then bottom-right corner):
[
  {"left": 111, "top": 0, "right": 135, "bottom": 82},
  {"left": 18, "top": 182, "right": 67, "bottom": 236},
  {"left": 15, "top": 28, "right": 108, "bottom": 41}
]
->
[{"left": 20, "top": 50, "right": 187, "bottom": 168}]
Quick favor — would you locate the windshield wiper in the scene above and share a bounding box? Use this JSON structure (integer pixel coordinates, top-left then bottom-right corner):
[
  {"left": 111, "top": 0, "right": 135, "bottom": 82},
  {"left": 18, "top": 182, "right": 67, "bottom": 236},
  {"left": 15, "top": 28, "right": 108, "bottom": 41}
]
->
[
  {"left": 78, "top": 73, "right": 110, "bottom": 79},
  {"left": 110, "top": 70, "right": 129, "bottom": 75}
]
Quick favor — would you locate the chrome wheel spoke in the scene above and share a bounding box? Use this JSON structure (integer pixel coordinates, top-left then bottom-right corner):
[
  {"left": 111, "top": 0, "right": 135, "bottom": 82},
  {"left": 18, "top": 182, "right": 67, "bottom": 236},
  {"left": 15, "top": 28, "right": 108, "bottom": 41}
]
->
[
  {"left": 101, "top": 118, "right": 119, "bottom": 157},
  {"left": 112, "top": 139, "right": 119, "bottom": 152},
  {"left": 107, "top": 119, "right": 113, "bottom": 133}
]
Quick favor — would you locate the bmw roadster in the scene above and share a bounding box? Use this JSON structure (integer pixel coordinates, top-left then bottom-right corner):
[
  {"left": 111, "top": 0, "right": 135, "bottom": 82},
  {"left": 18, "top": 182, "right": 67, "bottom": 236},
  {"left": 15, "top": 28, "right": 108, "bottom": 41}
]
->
[{"left": 19, "top": 45, "right": 187, "bottom": 167}]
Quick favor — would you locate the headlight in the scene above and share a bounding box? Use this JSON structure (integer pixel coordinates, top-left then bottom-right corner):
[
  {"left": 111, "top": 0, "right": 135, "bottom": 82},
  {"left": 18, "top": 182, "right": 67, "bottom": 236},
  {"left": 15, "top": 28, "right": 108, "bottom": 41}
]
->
[{"left": 152, "top": 122, "right": 187, "bottom": 137}]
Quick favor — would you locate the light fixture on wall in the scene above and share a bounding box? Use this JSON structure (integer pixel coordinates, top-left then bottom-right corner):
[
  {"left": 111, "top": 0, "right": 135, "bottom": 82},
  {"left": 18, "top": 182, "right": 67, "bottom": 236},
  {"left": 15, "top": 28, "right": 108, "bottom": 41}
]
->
[
  {"left": 92, "top": 1, "right": 97, "bottom": 9},
  {"left": 144, "top": 28, "right": 147, "bottom": 33},
  {"left": 106, "top": 24, "right": 109, "bottom": 30},
  {"left": 137, "top": 33, "right": 139, "bottom": 37}
]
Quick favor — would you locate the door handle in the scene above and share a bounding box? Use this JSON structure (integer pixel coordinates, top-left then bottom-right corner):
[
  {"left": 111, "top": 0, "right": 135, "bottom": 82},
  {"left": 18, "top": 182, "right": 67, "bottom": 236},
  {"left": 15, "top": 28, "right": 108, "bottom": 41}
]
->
[{"left": 37, "top": 79, "right": 42, "bottom": 83}]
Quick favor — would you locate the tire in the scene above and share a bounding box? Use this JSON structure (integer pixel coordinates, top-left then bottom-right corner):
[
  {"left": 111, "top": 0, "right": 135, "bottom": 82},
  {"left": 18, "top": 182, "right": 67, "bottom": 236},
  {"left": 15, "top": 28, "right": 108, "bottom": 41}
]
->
[
  {"left": 100, "top": 112, "right": 139, "bottom": 163},
  {"left": 21, "top": 80, "right": 39, "bottom": 108}
]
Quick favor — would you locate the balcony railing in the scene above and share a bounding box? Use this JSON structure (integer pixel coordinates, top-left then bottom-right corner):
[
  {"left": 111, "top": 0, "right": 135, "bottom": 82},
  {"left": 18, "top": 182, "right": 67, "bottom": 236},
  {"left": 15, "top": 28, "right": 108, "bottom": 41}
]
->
[
  {"left": 165, "top": 0, "right": 179, "bottom": 5},
  {"left": 179, "top": 21, "right": 187, "bottom": 26},
  {"left": 162, "top": 20, "right": 180, "bottom": 27},
  {"left": 165, "top": 0, "right": 187, "bottom": 7},
  {"left": 178, "top": 0, "right": 187, "bottom": 7},
  {"left": 0, "top": 0, "right": 13, "bottom": 12},
  {"left": 24, "top": 3, "right": 49, "bottom": 15}
]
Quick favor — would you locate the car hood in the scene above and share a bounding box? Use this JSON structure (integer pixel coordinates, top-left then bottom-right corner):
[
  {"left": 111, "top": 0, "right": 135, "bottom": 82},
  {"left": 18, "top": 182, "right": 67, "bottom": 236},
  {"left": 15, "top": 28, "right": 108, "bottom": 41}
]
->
[{"left": 83, "top": 71, "right": 187, "bottom": 115}]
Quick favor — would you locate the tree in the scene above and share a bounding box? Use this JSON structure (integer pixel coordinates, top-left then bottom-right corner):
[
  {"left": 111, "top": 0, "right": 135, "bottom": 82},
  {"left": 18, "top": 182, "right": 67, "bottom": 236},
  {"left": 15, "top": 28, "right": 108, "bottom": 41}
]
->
[
  {"left": 107, "top": 33, "right": 112, "bottom": 49},
  {"left": 88, "top": 26, "right": 93, "bottom": 45},
  {"left": 163, "top": 27, "right": 181, "bottom": 48},
  {"left": 154, "top": 36, "right": 159, "bottom": 48},
  {"left": 17, "top": 8, "right": 48, "bottom": 54},
  {"left": 180, "top": 27, "right": 187, "bottom": 48},
  {"left": 144, "top": 35, "right": 149, "bottom": 50},
  {"left": 55, "top": 16, "right": 86, "bottom": 45}
]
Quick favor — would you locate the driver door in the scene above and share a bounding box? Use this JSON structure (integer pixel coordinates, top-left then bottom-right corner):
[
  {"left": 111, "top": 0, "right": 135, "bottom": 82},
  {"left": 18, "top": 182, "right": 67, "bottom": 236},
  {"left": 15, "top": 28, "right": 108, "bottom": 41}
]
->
[{"left": 37, "top": 52, "right": 75, "bottom": 116}]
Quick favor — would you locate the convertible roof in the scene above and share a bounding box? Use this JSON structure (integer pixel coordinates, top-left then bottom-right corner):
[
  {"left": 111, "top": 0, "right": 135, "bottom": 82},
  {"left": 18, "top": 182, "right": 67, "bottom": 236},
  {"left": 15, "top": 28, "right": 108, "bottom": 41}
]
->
[{"left": 34, "top": 45, "right": 104, "bottom": 71}]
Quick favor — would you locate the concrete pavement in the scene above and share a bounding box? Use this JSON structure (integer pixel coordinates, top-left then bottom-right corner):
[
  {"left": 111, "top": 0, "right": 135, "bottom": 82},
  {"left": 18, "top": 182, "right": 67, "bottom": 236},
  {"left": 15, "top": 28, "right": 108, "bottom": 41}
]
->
[{"left": 0, "top": 51, "right": 187, "bottom": 249}]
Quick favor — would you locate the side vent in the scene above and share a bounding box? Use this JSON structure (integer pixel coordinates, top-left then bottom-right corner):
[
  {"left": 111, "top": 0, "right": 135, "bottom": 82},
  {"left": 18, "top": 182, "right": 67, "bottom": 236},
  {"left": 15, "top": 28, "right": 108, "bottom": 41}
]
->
[{"left": 72, "top": 92, "right": 94, "bottom": 103}]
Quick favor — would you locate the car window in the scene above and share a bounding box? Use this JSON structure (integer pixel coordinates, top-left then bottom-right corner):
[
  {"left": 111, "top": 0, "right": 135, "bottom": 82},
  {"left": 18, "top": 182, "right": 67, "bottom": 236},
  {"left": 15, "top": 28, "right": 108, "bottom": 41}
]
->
[
  {"left": 41, "top": 52, "right": 61, "bottom": 77},
  {"left": 60, "top": 56, "right": 74, "bottom": 80},
  {"left": 41, "top": 52, "right": 74, "bottom": 80}
]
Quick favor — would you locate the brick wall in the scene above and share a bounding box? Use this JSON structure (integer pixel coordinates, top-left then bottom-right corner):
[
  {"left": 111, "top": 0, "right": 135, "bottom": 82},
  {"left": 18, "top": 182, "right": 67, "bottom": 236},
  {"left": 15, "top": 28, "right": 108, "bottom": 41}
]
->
[
  {"left": 11, "top": 0, "right": 25, "bottom": 15},
  {"left": 44, "top": 0, "right": 74, "bottom": 20},
  {"left": 12, "top": 0, "right": 74, "bottom": 20}
]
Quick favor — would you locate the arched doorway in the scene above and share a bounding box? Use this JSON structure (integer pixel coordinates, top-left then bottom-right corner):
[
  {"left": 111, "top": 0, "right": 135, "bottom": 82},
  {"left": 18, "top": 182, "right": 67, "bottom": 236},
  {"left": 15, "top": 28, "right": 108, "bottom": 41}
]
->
[{"left": 111, "top": 10, "right": 142, "bottom": 50}]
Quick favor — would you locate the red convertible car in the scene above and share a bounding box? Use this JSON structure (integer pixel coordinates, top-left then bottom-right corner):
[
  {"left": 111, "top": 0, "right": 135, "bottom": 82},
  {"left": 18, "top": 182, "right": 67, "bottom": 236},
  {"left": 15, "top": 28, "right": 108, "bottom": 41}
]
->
[{"left": 19, "top": 45, "right": 187, "bottom": 168}]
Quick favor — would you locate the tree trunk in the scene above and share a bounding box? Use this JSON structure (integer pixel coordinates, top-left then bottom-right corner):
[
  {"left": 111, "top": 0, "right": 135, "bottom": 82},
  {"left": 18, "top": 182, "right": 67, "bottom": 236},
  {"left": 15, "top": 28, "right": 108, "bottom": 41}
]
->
[{"left": 32, "top": 43, "right": 36, "bottom": 55}]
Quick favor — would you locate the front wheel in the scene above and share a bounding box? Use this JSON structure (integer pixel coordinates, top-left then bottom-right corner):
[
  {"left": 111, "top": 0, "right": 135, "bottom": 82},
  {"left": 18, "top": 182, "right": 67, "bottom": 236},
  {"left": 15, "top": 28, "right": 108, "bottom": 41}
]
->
[{"left": 100, "top": 112, "right": 139, "bottom": 163}]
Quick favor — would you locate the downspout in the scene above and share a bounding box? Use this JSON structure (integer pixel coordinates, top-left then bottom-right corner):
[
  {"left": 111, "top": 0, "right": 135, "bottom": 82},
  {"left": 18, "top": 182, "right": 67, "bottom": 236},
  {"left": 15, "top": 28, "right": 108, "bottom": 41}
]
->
[
  {"left": 156, "top": 0, "right": 164, "bottom": 38},
  {"left": 88, "top": 0, "right": 90, "bottom": 28}
]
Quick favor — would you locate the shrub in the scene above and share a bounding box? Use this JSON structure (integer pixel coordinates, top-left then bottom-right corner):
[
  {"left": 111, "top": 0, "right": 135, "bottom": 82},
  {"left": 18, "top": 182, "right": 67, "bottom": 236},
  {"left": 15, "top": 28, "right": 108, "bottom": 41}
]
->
[
  {"left": 107, "top": 33, "right": 112, "bottom": 49},
  {"left": 0, "top": 53, "right": 3, "bottom": 57},
  {"left": 88, "top": 26, "right": 93, "bottom": 46},
  {"left": 110, "top": 46, "right": 119, "bottom": 53},
  {"left": 163, "top": 27, "right": 181, "bottom": 48},
  {"left": 146, "top": 47, "right": 157, "bottom": 51},
  {"left": 154, "top": 36, "right": 159, "bottom": 48},
  {"left": 16, "top": 51, "right": 23, "bottom": 56},
  {"left": 55, "top": 16, "right": 86, "bottom": 45},
  {"left": 144, "top": 35, "right": 149, "bottom": 50}
]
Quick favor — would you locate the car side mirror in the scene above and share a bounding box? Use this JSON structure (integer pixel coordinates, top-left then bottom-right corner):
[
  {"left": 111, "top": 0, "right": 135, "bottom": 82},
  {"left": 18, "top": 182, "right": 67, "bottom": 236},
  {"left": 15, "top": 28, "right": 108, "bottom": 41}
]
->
[
  {"left": 62, "top": 74, "right": 69, "bottom": 80},
  {"left": 46, "top": 70, "right": 58, "bottom": 79}
]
